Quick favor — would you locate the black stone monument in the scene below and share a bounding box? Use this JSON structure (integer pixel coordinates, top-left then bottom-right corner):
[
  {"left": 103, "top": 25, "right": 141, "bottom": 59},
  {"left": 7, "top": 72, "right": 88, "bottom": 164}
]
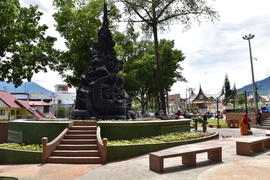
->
[{"left": 72, "top": 3, "right": 133, "bottom": 120}]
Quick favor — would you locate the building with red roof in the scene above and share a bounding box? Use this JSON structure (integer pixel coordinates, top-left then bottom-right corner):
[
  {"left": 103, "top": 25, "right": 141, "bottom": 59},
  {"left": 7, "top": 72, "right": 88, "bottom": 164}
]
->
[{"left": 0, "top": 91, "right": 54, "bottom": 120}]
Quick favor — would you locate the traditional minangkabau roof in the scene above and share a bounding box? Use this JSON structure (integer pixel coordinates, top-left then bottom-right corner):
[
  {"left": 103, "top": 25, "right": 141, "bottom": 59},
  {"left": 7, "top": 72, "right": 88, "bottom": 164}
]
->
[
  {"left": 192, "top": 85, "right": 210, "bottom": 103},
  {"left": 189, "top": 88, "right": 197, "bottom": 101}
]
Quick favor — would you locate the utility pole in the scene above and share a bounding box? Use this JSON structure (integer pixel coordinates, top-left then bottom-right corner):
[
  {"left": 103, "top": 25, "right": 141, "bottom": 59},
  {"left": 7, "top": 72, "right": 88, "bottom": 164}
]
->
[
  {"left": 242, "top": 34, "right": 258, "bottom": 110},
  {"left": 244, "top": 91, "right": 248, "bottom": 115},
  {"left": 216, "top": 98, "right": 220, "bottom": 128}
]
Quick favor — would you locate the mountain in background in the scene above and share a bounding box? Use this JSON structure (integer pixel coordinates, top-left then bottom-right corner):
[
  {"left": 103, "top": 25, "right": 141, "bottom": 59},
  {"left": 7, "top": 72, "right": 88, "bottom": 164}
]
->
[
  {"left": 0, "top": 81, "right": 53, "bottom": 94},
  {"left": 237, "top": 76, "right": 270, "bottom": 96}
]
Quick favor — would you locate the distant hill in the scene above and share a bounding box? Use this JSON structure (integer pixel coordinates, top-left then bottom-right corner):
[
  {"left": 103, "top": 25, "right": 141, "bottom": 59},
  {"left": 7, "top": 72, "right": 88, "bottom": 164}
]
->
[
  {"left": 0, "top": 81, "right": 53, "bottom": 94},
  {"left": 237, "top": 76, "right": 270, "bottom": 96}
]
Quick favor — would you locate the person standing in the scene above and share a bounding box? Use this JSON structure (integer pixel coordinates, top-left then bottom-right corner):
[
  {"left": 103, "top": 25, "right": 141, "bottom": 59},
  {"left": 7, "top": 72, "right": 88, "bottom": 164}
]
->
[
  {"left": 175, "top": 110, "right": 181, "bottom": 119},
  {"left": 256, "top": 109, "right": 262, "bottom": 125},
  {"left": 240, "top": 114, "right": 249, "bottom": 135}
]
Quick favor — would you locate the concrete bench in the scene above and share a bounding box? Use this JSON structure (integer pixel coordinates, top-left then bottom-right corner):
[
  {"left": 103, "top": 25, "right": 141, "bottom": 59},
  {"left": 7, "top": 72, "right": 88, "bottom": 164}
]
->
[
  {"left": 236, "top": 136, "right": 270, "bottom": 156},
  {"left": 149, "top": 145, "right": 222, "bottom": 173}
]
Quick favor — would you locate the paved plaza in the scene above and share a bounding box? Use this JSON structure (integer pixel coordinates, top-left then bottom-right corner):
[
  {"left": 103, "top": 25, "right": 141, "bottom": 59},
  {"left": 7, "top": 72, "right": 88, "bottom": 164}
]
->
[{"left": 1, "top": 127, "right": 270, "bottom": 180}]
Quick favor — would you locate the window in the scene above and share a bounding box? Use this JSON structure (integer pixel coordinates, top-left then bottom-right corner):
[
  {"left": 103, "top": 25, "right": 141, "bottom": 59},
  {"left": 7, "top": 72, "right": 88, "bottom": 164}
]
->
[
  {"left": 0, "top": 110, "right": 5, "bottom": 116},
  {"left": 44, "top": 106, "right": 49, "bottom": 113},
  {"left": 11, "top": 110, "right": 15, "bottom": 116}
]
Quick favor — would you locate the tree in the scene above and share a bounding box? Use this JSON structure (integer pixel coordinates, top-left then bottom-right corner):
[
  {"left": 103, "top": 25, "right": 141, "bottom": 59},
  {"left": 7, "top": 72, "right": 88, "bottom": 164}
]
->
[
  {"left": 53, "top": 0, "right": 120, "bottom": 87},
  {"left": 120, "top": 37, "right": 186, "bottom": 115},
  {"left": 0, "top": 0, "right": 58, "bottom": 86},
  {"left": 120, "top": 0, "right": 219, "bottom": 114},
  {"left": 223, "top": 74, "right": 235, "bottom": 106}
]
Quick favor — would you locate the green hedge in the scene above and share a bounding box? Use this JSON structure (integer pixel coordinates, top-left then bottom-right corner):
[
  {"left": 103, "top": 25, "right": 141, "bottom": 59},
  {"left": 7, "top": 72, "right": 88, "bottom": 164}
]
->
[
  {"left": 107, "top": 132, "right": 219, "bottom": 161},
  {"left": 8, "top": 121, "right": 70, "bottom": 144},
  {"left": 98, "top": 119, "right": 191, "bottom": 140},
  {"left": 0, "top": 147, "right": 42, "bottom": 164}
]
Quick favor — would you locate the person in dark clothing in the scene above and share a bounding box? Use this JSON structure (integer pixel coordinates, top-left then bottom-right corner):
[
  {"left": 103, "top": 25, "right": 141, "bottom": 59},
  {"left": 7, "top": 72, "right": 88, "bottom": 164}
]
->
[
  {"left": 256, "top": 109, "right": 262, "bottom": 125},
  {"left": 175, "top": 110, "right": 181, "bottom": 119},
  {"left": 202, "top": 113, "right": 208, "bottom": 132}
]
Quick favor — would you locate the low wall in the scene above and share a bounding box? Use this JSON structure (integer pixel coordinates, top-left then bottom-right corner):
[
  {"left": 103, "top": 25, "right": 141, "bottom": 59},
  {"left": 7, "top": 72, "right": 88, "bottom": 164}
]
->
[
  {"left": 8, "top": 121, "right": 71, "bottom": 144},
  {"left": 98, "top": 119, "right": 191, "bottom": 140},
  {"left": 107, "top": 132, "right": 219, "bottom": 161},
  {"left": 0, "top": 147, "right": 42, "bottom": 164},
  {"left": 0, "top": 122, "right": 8, "bottom": 143},
  {"left": 226, "top": 112, "right": 256, "bottom": 126}
]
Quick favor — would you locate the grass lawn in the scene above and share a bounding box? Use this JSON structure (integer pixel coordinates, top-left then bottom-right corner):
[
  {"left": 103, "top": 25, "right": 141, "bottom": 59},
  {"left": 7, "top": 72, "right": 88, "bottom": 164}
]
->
[
  {"left": 108, "top": 131, "right": 214, "bottom": 146},
  {"left": 0, "top": 143, "right": 42, "bottom": 152},
  {"left": 191, "top": 118, "right": 227, "bottom": 128}
]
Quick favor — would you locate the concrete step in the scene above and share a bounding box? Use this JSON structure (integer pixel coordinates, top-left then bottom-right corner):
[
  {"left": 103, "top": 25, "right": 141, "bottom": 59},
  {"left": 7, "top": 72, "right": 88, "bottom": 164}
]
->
[
  {"left": 254, "top": 125, "right": 270, "bottom": 130},
  {"left": 56, "top": 144, "right": 98, "bottom": 150},
  {"left": 64, "top": 134, "right": 96, "bottom": 139},
  {"left": 73, "top": 121, "right": 97, "bottom": 126},
  {"left": 61, "top": 139, "right": 97, "bottom": 144},
  {"left": 47, "top": 156, "right": 102, "bottom": 164},
  {"left": 67, "top": 130, "right": 96, "bottom": 134},
  {"left": 70, "top": 126, "right": 97, "bottom": 130},
  {"left": 52, "top": 150, "right": 99, "bottom": 156}
]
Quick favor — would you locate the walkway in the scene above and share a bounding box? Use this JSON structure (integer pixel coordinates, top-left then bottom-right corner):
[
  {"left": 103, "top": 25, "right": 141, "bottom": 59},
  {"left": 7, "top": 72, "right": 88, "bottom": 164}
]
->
[{"left": 0, "top": 128, "right": 270, "bottom": 180}]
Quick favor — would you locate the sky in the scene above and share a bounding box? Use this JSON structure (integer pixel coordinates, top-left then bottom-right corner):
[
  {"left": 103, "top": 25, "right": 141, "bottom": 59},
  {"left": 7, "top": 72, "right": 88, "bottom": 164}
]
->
[{"left": 20, "top": 0, "right": 270, "bottom": 97}]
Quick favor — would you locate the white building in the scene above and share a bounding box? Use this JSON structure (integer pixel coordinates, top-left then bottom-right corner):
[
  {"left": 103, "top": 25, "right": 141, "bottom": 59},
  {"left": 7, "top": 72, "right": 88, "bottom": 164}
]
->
[
  {"left": 52, "top": 84, "right": 76, "bottom": 118},
  {"left": 53, "top": 84, "right": 76, "bottom": 105}
]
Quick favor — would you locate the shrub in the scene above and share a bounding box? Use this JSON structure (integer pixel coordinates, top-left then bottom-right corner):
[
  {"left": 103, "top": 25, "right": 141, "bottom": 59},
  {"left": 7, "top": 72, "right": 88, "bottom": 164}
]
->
[{"left": 0, "top": 143, "right": 42, "bottom": 152}]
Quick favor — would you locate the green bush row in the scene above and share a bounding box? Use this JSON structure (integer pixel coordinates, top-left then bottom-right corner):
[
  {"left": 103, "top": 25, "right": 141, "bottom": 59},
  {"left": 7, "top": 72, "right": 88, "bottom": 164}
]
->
[
  {"left": 108, "top": 132, "right": 213, "bottom": 145},
  {"left": 0, "top": 143, "right": 42, "bottom": 152}
]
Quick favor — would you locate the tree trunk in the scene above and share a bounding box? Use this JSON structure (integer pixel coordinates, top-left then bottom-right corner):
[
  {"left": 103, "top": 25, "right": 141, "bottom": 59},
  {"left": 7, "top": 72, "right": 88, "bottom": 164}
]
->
[
  {"left": 155, "top": 95, "right": 159, "bottom": 111},
  {"left": 141, "top": 102, "right": 145, "bottom": 116},
  {"left": 153, "top": 25, "right": 166, "bottom": 115},
  {"left": 166, "top": 90, "right": 169, "bottom": 112}
]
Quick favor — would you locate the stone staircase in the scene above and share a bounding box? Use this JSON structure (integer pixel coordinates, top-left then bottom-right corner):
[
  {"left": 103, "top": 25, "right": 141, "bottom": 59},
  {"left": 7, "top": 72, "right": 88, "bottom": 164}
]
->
[
  {"left": 47, "top": 122, "right": 102, "bottom": 164},
  {"left": 253, "top": 116, "right": 270, "bottom": 129},
  {"left": 259, "top": 117, "right": 270, "bottom": 129}
]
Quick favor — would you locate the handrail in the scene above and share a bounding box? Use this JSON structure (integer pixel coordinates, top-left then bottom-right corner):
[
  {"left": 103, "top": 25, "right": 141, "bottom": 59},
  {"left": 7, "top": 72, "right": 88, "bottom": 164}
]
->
[
  {"left": 96, "top": 126, "right": 108, "bottom": 164},
  {"left": 42, "top": 128, "right": 68, "bottom": 163}
]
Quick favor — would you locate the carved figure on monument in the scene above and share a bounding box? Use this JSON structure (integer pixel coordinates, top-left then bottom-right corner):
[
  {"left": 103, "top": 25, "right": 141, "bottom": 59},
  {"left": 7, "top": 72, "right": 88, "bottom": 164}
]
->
[{"left": 72, "top": 3, "right": 134, "bottom": 120}]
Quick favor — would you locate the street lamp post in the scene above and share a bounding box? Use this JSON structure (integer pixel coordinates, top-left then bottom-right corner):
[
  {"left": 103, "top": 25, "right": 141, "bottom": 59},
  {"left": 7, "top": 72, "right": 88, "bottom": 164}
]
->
[{"left": 242, "top": 34, "right": 258, "bottom": 110}]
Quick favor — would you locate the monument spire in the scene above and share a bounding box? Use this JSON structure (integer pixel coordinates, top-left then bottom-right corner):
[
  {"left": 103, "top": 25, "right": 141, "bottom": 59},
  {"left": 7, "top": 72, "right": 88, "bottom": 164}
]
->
[
  {"left": 102, "top": 1, "right": 109, "bottom": 29},
  {"left": 72, "top": 0, "right": 133, "bottom": 120}
]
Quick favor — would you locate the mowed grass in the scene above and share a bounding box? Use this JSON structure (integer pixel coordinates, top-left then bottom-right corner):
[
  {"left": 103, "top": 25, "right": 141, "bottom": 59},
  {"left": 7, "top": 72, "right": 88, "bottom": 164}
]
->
[
  {"left": 108, "top": 131, "right": 214, "bottom": 146},
  {"left": 191, "top": 118, "right": 227, "bottom": 128},
  {"left": 0, "top": 143, "right": 42, "bottom": 152}
]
